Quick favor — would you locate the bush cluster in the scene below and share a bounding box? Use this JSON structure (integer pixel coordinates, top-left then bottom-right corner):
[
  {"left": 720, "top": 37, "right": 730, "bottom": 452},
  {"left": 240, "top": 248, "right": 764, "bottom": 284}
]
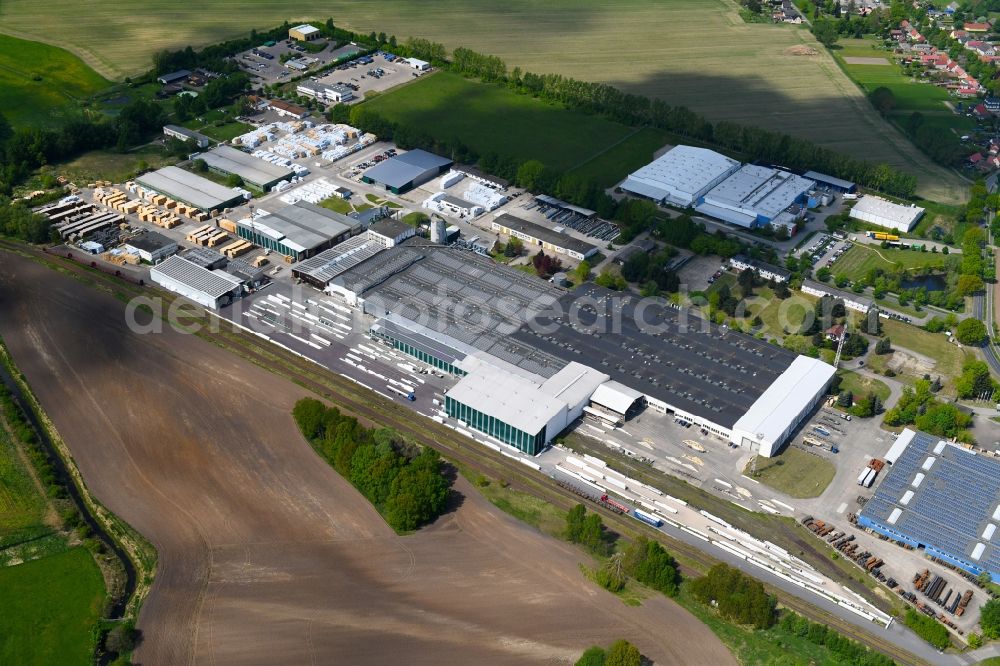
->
[
  {"left": 690, "top": 563, "right": 776, "bottom": 629},
  {"left": 292, "top": 398, "right": 450, "bottom": 531}
]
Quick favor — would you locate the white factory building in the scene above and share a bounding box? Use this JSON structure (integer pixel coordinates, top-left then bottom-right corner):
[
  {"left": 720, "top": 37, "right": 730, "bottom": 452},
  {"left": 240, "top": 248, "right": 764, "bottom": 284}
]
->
[
  {"left": 446, "top": 361, "right": 611, "bottom": 453},
  {"left": 730, "top": 356, "right": 836, "bottom": 457},
  {"left": 296, "top": 81, "right": 355, "bottom": 104},
  {"left": 848, "top": 195, "right": 924, "bottom": 233},
  {"left": 695, "top": 165, "right": 815, "bottom": 229},
  {"left": 620, "top": 145, "right": 741, "bottom": 207}
]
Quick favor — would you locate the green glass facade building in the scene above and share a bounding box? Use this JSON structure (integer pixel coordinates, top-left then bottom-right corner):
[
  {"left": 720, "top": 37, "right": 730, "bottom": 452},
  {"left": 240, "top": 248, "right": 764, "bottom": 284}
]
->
[
  {"left": 445, "top": 395, "right": 547, "bottom": 455},
  {"left": 369, "top": 328, "right": 467, "bottom": 376}
]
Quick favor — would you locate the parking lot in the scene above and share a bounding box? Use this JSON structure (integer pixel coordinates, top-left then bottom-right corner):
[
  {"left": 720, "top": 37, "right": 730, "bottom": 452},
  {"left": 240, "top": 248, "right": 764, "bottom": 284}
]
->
[
  {"left": 676, "top": 254, "right": 726, "bottom": 292},
  {"left": 236, "top": 41, "right": 362, "bottom": 85},
  {"left": 317, "top": 52, "right": 427, "bottom": 102}
]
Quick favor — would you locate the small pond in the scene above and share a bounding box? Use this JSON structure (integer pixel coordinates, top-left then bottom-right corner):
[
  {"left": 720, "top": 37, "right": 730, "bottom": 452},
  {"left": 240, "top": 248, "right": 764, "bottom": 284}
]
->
[{"left": 900, "top": 274, "right": 946, "bottom": 292}]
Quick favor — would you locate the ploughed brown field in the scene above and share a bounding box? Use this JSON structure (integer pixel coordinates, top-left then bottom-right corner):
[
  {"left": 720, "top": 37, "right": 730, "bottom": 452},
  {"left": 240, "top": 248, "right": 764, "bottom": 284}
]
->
[{"left": 0, "top": 251, "right": 736, "bottom": 665}]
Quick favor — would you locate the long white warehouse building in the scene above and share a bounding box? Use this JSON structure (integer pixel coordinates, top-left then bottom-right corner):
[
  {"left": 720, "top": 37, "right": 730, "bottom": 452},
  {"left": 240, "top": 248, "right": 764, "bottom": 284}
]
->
[{"left": 848, "top": 195, "right": 924, "bottom": 233}]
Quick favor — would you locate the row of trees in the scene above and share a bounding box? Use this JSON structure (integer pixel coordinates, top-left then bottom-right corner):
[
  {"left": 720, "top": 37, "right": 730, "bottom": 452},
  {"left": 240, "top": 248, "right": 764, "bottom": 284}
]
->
[
  {"left": 777, "top": 612, "right": 895, "bottom": 666},
  {"left": 955, "top": 359, "right": 997, "bottom": 399},
  {"left": 0, "top": 95, "right": 167, "bottom": 196},
  {"left": 565, "top": 504, "right": 613, "bottom": 557},
  {"left": 0, "top": 198, "right": 52, "bottom": 243},
  {"left": 354, "top": 41, "right": 919, "bottom": 200},
  {"left": 351, "top": 39, "right": 916, "bottom": 208},
  {"left": 291, "top": 398, "right": 450, "bottom": 531},
  {"left": 564, "top": 504, "right": 680, "bottom": 598}
]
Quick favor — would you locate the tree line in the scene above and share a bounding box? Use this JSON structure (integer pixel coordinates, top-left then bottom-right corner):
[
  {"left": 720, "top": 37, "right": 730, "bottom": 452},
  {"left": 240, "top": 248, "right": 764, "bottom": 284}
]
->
[
  {"left": 777, "top": 611, "right": 895, "bottom": 666},
  {"left": 445, "top": 46, "right": 918, "bottom": 197},
  {"left": 575, "top": 639, "right": 643, "bottom": 666},
  {"left": 348, "top": 41, "right": 918, "bottom": 227},
  {"left": 292, "top": 398, "right": 450, "bottom": 531},
  {"left": 0, "top": 98, "right": 165, "bottom": 196}
]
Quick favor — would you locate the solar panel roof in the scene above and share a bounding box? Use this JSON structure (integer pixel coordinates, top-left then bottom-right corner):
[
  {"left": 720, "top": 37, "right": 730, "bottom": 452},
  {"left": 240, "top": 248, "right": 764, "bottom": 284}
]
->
[{"left": 860, "top": 429, "right": 1000, "bottom": 576}]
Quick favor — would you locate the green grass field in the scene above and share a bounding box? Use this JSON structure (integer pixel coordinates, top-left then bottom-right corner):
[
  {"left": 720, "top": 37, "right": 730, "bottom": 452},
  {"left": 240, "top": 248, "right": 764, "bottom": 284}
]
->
[
  {"left": 45, "top": 146, "right": 177, "bottom": 185},
  {"left": 0, "top": 547, "right": 106, "bottom": 665},
  {"left": 743, "top": 286, "right": 814, "bottom": 339},
  {"left": 829, "top": 244, "right": 947, "bottom": 279},
  {"left": 837, "top": 370, "right": 891, "bottom": 403},
  {"left": 198, "top": 121, "right": 254, "bottom": 142},
  {"left": 366, "top": 71, "right": 640, "bottom": 174},
  {"left": 833, "top": 37, "right": 973, "bottom": 193},
  {"left": 0, "top": 423, "right": 48, "bottom": 538},
  {"left": 745, "top": 446, "right": 836, "bottom": 498},
  {"left": 0, "top": 34, "right": 110, "bottom": 127},
  {"left": 567, "top": 127, "right": 673, "bottom": 188},
  {"left": 879, "top": 318, "right": 969, "bottom": 381},
  {"left": 0, "top": 0, "right": 964, "bottom": 201}
]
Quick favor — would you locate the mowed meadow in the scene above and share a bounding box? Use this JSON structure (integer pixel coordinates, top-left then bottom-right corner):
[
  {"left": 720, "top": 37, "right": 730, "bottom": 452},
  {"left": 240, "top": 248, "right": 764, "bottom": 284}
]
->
[
  {"left": 0, "top": 34, "right": 110, "bottom": 127},
  {"left": 0, "top": 0, "right": 966, "bottom": 201}
]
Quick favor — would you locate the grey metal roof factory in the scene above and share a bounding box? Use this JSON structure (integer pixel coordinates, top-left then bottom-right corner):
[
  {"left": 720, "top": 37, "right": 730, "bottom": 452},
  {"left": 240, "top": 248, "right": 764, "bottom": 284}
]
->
[
  {"left": 492, "top": 213, "right": 598, "bottom": 260},
  {"left": 236, "top": 201, "right": 361, "bottom": 262},
  {"left": 361, "top": 149, "right": 453, "bottom": 194},
  {"left": 859, "top": 429, "right": 1000, "bottom": 580},
  {"left": 136, "top": 166, "right": 246, "bottom": 212},
  {"left": 198, "top": 145, "right": 294, "bottom": 191}
]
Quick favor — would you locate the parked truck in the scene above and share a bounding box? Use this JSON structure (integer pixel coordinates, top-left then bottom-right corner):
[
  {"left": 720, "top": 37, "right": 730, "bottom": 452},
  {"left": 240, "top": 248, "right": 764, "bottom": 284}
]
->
[
  {"left": 387, "top": 385, "right": 415, "bottom": 401},
  {"left": 633, "top": 508, "right": 663, "bottom": 528}
]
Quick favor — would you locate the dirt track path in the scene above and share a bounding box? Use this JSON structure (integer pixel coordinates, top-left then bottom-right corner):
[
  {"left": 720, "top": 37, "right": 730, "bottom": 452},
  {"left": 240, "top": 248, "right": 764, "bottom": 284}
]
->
[{"left": 0, "top": 253, "right": 735, "bottom": 665}]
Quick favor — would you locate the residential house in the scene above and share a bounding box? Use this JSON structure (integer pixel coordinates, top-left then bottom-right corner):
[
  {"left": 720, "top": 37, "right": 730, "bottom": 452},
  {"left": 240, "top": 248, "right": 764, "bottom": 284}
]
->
[
  {"left": 963, "top": 22, "right": 991, "bottom": 33},
  {"left": 967, "top": 40, "right": 996, "bottom": 57}
]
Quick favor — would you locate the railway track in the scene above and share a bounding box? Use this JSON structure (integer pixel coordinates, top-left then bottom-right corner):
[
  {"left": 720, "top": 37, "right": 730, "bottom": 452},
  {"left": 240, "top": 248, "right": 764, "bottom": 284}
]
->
[{"left": 3, "top": 243, "right": 930, "bottom": 666}]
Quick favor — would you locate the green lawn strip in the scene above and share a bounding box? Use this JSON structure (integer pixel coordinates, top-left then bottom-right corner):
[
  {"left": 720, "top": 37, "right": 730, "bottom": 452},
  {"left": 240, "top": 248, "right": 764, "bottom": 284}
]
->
[
  {"left": 46, "top": 146, "right": 177, "bottom": 185},
  {"left": 465, "top": 470, "right": 567, "bottom": 539},
  {"left": 318, "top": 196, "right": 354, "bottom": 215},
  {"left": 830, "top": 244, "right": 947, "bottom": 280},
  {"left": 837, "top": 370, "right": 891, "bottom": 403},
  {"left": 0, "top": 415, "right": 48, "bottom": 537},
  {"left": 0, "top": 34, "right": 111, "bottom": 127},
  {"left": 0, "top": 547, "right": 106, "bottom": 665},
  {"left": 743, "top": 447, "right": 836, "bottom": 499},
  {"left": 566, "top": 127, "right": 673, "bottom": 189},
  {"left": 745, "top": 286, "right": 812, "bottom": 339},
  {"left": 197, "top": 121, "right": 254, "bottom": 142}
]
